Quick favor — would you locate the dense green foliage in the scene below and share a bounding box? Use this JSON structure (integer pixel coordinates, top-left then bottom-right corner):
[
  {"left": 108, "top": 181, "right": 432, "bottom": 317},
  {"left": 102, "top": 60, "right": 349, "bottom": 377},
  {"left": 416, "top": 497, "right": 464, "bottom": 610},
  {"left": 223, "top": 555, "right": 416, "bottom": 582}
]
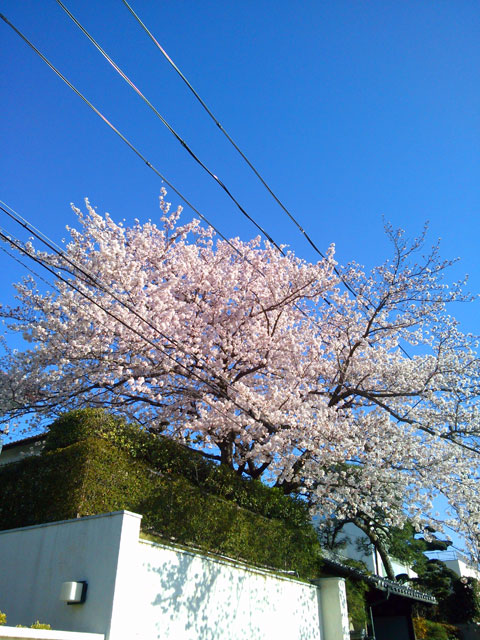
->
[
  {"left": 413, "top": 617, "right": 461, "bottom": 640},
  {"left": 44, "top": 409, "right": 312, "bottom": 526},
  {"left": 446, "top": 576, "right": 480, "bottom": 624},
  {"left": 0, "top": 410, "right": 322, "bottom": 577},
  {"left": 16, "top": 622, "right": 52, "bottom": 630},
  {"left": 0, "top": 611, "right": 50, "bottom": 629},
  {"left": 344, "top": 577, "right": 369, "bottom": 631},
  {"left": 412, "top": 552, "right": 480, "bottom": 625},
  {"left": 0, "top": 439, "right": 91, "bottom": 527},
  {"left": 412, "top": 559, "right": 460, "bottom": 620}
]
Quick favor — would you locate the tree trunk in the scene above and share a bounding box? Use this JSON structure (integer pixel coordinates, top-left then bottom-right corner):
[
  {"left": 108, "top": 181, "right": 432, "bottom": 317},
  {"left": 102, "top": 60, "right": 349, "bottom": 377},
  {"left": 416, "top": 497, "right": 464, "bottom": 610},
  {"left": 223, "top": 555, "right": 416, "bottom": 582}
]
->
[{"left": 352, "top": 517, "right": 397, "bottom": 581}]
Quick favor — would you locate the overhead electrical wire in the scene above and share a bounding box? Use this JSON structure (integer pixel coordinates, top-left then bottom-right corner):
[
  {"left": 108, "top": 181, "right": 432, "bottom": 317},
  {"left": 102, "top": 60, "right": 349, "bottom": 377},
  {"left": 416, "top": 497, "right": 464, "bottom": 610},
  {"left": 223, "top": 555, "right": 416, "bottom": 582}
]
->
[
  {"left": 1, "top": 8, "right": 452, "bottom": 465},
  {"left": 0, "top": 12, "right": 248, "bottom": 264},
  {"left": 0, "top": 11, "right": 342, "bottom": 342},
  {"left": 0, "top": 11, "right": 411, "bottom": 360},
  {"left": 120, "top": 0, "right": 357, "bottom": 298},
  {"left": 0, "top": 240, "right": 53, "bottom": 290},
  {"left": 0, "top": 10, "right": 338, "bottom": 321},
  {"left": 54, "top": 0, "right": 283, "bottom": 253}
]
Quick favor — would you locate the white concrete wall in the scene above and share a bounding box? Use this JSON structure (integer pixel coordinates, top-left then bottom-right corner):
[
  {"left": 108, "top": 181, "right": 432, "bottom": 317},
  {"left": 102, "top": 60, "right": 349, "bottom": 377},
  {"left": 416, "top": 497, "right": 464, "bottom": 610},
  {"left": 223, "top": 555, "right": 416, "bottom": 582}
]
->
[
  {"left": 0, "top": 511, "right": 139, "bottom": 635},
  {"left": 128, "top": 537, "right": 327, "bottom": 640},
  {"left": 1, "top": 511, "right": 350, "bottom": 640},
  {"left": 315, "top": 578, "right": 350, "bottom": 640}
]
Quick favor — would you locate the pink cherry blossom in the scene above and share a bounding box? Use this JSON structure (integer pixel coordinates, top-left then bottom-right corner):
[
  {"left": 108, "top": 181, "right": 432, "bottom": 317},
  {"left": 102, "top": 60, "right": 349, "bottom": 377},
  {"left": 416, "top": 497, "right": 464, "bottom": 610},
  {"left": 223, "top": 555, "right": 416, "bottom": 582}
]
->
[{"left": 2, "top": 197, "right": 480, "bottom": 562}]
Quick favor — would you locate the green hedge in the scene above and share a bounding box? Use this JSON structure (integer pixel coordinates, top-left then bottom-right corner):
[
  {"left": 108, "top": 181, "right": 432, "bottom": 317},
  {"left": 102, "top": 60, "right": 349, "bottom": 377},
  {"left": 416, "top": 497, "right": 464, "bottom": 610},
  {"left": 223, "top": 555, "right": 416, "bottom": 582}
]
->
[
  {"left": 413, "top": 617, "right": 461, "bottom": 640},
  {"left": 0, "top": 434, "right": 321, "bottom": 577},
  {"left": 0, "top": 441, "right": 88, "bottom": 528},
  {"left": 0, "top": 438, "right": 154, "bottom": 528},
  {"left": 446, "top": 577, "right": 480, "bottom": 623},
  {"left": 344, "top": 577, "right": 369, "bottom": 631},
  {"left": 138, "top": 476, "right": 320, "bottom": 576},
  {"left": 44, "top": 409, "right": 312, "bottom": 528}
]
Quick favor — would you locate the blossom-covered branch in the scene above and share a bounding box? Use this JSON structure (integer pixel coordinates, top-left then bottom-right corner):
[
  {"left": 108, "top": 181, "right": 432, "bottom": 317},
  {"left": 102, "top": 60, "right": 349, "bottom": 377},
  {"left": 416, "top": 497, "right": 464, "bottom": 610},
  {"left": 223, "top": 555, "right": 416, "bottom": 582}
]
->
[{"left": 1, "top": 196, "right": 480, "bottom": 559}]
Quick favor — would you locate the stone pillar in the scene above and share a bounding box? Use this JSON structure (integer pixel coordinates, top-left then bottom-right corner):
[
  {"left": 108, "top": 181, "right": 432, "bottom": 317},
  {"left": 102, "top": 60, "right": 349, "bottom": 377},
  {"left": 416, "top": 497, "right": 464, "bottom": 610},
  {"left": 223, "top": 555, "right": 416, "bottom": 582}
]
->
[{"left": 315, "top": 577, "right": 350, "bottom": 640}]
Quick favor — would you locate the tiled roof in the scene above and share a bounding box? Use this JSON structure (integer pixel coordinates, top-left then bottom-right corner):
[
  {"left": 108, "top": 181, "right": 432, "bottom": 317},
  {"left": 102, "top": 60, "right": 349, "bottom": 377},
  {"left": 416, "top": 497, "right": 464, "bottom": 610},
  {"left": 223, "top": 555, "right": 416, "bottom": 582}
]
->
[
  {"left": 1, "top": 434, "right": 45, "bottom": 450},
  {"left": 320, "top": 552, "right": 437, "bottom": 604}
]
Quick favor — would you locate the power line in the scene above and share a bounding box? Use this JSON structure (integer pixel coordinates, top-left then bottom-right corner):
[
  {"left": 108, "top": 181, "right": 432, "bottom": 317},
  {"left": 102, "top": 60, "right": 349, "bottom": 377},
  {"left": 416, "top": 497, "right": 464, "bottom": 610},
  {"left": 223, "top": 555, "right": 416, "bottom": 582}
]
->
[
  {"left": 120, "top": 0, "right": 358, "bottom": 298},
  {"left": 0, "top": 11, "right": 410, "bottom": 362},
  {"left": 0, "top": 235, "right": 54, "bottom": 290},
  {"left": 0, "top": 10, "right": 340, "bottom": 329},
  {"left": 0, "top": 11, "right": 248, "bottom": 264},
  {"left": 1, "top": 11, "right": 345, "bottom": 314},
  {"left": 54, "top": 0, "right": 283, "bottom": 253}
]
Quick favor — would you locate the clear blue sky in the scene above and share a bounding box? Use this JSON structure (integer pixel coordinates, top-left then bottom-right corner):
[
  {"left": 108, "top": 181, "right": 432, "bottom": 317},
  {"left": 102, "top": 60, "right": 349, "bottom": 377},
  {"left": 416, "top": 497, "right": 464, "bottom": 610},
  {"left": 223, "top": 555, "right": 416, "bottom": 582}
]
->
[
  {"left": 1, "top": 0, "right": 479, "bottom": 331},
  {"left": 1, "top": 1, "right": 479, "bottom": 549}
]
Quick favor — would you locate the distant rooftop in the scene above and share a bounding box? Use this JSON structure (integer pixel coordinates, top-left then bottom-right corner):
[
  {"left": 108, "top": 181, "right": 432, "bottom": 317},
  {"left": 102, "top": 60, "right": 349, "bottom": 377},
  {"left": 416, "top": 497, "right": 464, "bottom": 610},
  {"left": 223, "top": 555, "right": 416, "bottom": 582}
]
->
[
  {"left": 321, "top": 550, "right": 436, "bottom": 605},
  {"left": 1, "top": 433, "right": 45, "bottom": 450}
]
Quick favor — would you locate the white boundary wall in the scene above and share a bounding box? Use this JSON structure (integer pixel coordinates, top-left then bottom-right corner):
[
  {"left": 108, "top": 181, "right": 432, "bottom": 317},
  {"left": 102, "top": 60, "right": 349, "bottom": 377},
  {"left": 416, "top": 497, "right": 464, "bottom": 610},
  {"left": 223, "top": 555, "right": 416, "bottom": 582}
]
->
[
  {"left": 0, "top": 511, "right": 349, "bottom": 640},
  {"left": 0, "top": 512, "right": 136, "bottom": 635},
  {"left": 0, "top": 627, "right": 103, "bottom": 640},
  {"left": 133, "top": 538, "right": 322, "bottom": 640}
]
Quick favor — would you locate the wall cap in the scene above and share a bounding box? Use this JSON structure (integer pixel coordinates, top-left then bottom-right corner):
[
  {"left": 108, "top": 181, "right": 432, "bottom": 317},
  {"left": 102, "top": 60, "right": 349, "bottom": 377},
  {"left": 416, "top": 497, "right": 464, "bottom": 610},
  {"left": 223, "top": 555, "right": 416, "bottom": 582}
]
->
[
  {"left": 0, "top": 511, "right": 142, "bottom": 536},
  {"left": 0, "top": 626, "right": 104, "bottom": 640}
]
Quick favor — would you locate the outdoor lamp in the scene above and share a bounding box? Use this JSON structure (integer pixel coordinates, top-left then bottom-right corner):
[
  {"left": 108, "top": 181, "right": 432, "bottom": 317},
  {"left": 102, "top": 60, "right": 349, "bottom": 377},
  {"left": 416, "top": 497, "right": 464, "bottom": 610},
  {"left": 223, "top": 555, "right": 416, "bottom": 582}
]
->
[{"left": 59, "top": 581, "right": 88, "bottom": 604}]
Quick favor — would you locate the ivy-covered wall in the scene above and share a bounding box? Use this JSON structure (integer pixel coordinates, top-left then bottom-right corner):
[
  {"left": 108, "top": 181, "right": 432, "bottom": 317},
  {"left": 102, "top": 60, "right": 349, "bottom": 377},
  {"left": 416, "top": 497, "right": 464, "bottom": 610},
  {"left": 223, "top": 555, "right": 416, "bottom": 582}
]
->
[{"left": 0, "top": 410, "right": 322, "bottom": 578}]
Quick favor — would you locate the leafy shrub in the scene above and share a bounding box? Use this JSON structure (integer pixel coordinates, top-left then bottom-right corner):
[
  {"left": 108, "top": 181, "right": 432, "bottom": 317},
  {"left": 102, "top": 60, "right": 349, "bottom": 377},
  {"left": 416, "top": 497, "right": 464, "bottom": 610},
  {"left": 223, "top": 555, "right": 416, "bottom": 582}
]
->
[
  {"left": 413, "top": 617, "right": 460, "bottom": 640},
  {"left": 139, "top": 475, "right": 320, "bottom": 576},
  {"left": 44, "top": 409, "right": 312, "bottom": 528},
  {"left": 446, "top": 576, "right": 480, "bottom": 623},
  {"left": 0, "top": 431, "right": 322, "bottom": 577},
  {"left": 345, "top": 578, "right": 368, "bottom": 631},
  {"left": 30, "top": 621, "right": 51, "bottom": 629},
  {"left": 0, "top": 441, "right": 90, "bottom": 528},
  {"left": 44, "top": 408, "right": 145, "bottom": 456},
  {"left": 0, "top": 611, "right": 50, "bottom": 629}
]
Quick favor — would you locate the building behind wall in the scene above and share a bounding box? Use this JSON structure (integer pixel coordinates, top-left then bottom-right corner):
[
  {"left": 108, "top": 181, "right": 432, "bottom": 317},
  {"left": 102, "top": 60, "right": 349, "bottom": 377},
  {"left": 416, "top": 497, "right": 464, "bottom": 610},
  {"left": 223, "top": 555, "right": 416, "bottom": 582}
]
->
[{"left": 330, "top": 522, "right": 418, "bottom": 579}]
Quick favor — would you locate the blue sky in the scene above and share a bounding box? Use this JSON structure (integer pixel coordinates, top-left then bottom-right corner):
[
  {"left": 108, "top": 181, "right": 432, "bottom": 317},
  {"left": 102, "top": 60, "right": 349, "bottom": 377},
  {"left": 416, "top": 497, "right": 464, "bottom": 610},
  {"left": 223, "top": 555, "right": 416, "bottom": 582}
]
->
[
  {"left": 1, "top": 0, "right": 479, "bottom": 332},
  {"left": 1, "top": 1, "right": 479, "bottom": 549}
]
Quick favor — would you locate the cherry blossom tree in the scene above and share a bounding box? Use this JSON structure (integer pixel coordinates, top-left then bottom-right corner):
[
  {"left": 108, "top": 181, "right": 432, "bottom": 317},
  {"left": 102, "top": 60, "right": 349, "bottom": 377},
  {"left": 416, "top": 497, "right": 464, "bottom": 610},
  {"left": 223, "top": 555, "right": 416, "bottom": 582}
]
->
[{"left": 1, "top": 194, "right": 480, "bottom": 571}]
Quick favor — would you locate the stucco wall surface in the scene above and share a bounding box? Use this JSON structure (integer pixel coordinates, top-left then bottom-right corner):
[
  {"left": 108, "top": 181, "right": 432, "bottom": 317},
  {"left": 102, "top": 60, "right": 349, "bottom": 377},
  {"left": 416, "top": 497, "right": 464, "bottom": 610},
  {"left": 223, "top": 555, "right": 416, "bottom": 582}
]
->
[
  {"left": 130, "top": 538, "right": 324, "bottom": 640},
  {"left": 0, "top": 511, "right": 139, "bottom": 635},
  {"left": 1, "top": 511, "right": 349, "bottom": 640}
]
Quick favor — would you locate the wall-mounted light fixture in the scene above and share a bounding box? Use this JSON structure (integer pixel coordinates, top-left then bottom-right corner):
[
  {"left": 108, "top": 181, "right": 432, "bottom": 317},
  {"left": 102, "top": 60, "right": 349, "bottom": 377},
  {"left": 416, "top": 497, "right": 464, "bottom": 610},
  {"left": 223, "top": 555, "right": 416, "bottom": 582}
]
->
[{"left": 59, "top": 581, "right": 88, "bottom": 605}]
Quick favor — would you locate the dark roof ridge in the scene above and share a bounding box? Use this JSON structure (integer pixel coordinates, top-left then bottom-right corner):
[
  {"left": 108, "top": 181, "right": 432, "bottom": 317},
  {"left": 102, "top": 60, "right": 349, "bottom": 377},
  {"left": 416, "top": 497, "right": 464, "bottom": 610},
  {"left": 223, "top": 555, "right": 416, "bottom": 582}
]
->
[
  {"left": 1, "top": 433, "right": 46, "bottom": 450},
  {"left": 320, "top": 553, "right": 436, "bottom": 604}
]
